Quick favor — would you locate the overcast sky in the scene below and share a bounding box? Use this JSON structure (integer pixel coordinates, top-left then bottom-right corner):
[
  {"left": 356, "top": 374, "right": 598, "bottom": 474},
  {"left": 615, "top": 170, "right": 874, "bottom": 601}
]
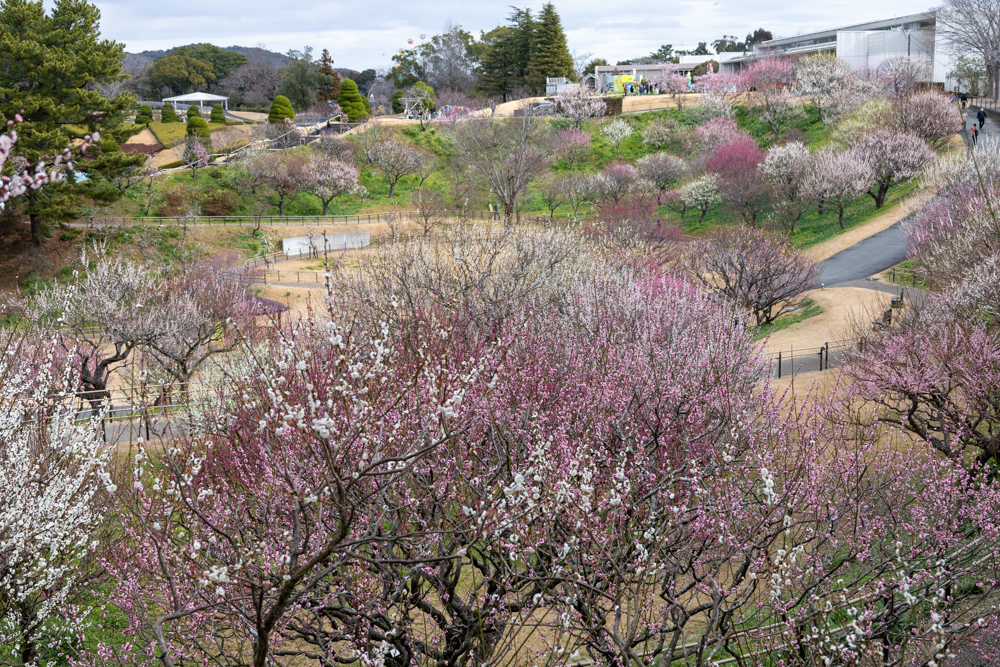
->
[{"left": 92, "top": 0, "right": 935, "bottom": 70}]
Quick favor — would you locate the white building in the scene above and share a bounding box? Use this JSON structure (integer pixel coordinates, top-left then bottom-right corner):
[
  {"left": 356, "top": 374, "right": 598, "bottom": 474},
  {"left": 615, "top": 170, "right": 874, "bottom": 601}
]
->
[{"left": 721, "top": 11, "right": 961, "bottom": 91}]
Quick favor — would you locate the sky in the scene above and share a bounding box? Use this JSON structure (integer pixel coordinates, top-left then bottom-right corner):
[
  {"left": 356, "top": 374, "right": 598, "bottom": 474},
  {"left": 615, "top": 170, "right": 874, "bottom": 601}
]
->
[{"left": 92, "top": 0, "right": 936, "bottom": 70}]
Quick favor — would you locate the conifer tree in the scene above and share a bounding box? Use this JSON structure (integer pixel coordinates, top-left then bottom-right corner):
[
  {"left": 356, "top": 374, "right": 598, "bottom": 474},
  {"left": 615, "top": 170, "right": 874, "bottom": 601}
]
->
[
  {"left": 268, "top": 95, "right": 295, "bottom": 122},
  {"left": 210, "top": 103, "right": 226, "bottom": 123},
  {"left": 186, "top": 116, "right": 212, "bottom": 144},
  {"left": 186, "top": 105, "right": 202, "bottom": 119},
  {"left": 337, "top": 79, "right": 370, "bottom": 122},
  {"left": 0, "top": 0, "right": 144, "bottom": 244},
  {"left": 161, "top": 102, "right": 179, "bottom": 123},
  {"left": 316, "top": 48, "right": 341, "bottom": 102},
  {"left": 528, "top": 3, "right": 575, "bottom": 90},
  {"left": 507, "top": 7, "right": 537, "bottom": 91},
  {"left": 474, "top": 26, "right": 516, "bottom": 101}
]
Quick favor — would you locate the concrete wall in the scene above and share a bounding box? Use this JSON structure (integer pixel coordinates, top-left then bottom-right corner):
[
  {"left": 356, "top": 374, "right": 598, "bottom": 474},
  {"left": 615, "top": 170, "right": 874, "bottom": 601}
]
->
[{"left": 282, "top": 232, "right": 370, "bottom": 255}]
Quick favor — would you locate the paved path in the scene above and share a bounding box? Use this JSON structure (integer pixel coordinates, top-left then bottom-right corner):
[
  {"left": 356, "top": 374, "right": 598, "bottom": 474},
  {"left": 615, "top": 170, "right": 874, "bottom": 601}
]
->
[{"left": 817, "top": 219, "right": 912, "bottom": 286}]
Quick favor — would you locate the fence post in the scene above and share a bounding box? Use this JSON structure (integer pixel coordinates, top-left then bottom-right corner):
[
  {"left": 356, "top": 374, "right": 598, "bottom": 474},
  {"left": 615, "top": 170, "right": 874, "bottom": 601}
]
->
[{"left": 777, "top": 351, "right": 782, "bottom": 379}]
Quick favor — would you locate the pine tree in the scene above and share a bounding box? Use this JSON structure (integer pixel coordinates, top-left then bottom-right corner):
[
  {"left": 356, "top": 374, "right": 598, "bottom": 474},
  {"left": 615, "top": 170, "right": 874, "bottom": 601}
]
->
[
  {"left": 316, "top": 48, "right": 341, "bottom": 102},
  {"left": 268, "top": 95, "right": 295, "bottom": 122},
  {"left": 528, "top": 3, "right": 575, "bottom": 91},
  {"left": 186, "top": 116, "right": 212, "bottom": 144},
  {"left": 0, "top": 0, "right": 144, "bottom": 244},
  {"left": 337, "top": 79, "right": 369, "bottom": 122},
  {"left": 135, "top": 103, "right": 153, "bottom": 125},
  {"left": 210, "top": 103, "right": 226, "bottom": 123},
  {"left": 161, "top": 102, "right": 179, "bottom": 123}
]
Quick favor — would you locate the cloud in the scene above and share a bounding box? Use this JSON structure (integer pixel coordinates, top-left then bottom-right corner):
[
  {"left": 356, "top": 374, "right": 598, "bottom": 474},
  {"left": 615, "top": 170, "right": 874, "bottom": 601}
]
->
[{"left": 95, "top": 0, "right": 933, "bottom": 69}]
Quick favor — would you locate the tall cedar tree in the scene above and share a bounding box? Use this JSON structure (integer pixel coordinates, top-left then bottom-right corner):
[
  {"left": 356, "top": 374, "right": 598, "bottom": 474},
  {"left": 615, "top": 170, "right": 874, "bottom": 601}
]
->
[
  {"left": 316, "top": 49, "right": 341, "bottom": 102},
  {"left": 0, "top": 0, "right": 144, "bottom": 245},
  {"left": 475, "top": 26, "right": 516, "bottom": 100},
  {"left": 507, "top": 8, "right": 537, "bottom": 91},
  {"left": 528, "top": 3, "right": 575, "bottom": 89},
  {"left": 277, "top": 47, "right": 333, "bottom": 112}
]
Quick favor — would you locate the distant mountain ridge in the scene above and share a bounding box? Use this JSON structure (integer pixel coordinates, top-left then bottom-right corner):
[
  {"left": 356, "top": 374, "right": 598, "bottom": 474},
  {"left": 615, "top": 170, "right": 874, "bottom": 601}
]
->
[{"left": 126, "top": 44, "right": 359, "bottom": 75}]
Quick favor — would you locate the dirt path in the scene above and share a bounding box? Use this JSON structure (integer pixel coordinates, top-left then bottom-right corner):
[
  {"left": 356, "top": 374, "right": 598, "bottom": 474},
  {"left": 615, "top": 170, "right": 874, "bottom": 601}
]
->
[{"left": 760, "top": 287, "right": 889, "bottom": 353}]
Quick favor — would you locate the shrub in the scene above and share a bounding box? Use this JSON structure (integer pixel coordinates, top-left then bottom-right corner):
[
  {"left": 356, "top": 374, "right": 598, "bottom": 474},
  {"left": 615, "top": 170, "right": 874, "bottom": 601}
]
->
[
  {"left": 200, "top": 190, "right": 239, "bottom": 216},
  {"left": 268, "top": 95, "right": 295, "bottom": 123},
  {"left": 135, "top": 104, "right": 153, "bottom": 125},
  {"left": 156, "top": 186, "right": 188, "bottom": 216},
  {"left": 186, "top": 116, "right": 212, "bottom": 144},
  {"left": 210, "top": 104, "right": 226, "bottom": 124},
  {"left": 337, "top": 80, "right": 370, "bottom": 122},
  {"left": 160, "top": 103, "right": 179, "bottom": 123},
  {"left": 101, "top": 140, "right": 120, "bottom": 153},
  {"left": 186, "top": 105, "right": 202, "bottom": 119}
]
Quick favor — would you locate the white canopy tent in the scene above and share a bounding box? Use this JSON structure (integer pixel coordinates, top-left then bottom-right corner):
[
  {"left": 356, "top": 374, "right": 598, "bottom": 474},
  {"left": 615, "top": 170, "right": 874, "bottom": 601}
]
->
[{"left": 161, "top": 92, "right": 229, "bottom": 111}]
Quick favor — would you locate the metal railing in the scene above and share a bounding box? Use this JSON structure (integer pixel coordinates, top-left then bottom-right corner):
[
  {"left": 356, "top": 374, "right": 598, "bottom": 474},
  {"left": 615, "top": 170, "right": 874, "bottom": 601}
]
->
[
  {"left": 765, "top": 337, "right": 860, "bottom": 379},
  {"left": 967, "top": 96, "right": 1000, "bottom": 113},
  {"left": 86, "top": 211, "right": 417, "bottom": 228}
]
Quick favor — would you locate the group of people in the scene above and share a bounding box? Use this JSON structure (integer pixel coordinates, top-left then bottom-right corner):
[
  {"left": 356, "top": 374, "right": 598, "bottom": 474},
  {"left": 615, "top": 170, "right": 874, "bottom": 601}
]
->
[{"left": 955, "top": 92, "right": 988, "bottom": 146}]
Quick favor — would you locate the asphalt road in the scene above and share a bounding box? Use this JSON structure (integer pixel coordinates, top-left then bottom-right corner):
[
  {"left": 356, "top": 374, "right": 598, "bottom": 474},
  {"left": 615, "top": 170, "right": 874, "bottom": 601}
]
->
[{"left": 816, "top": 219, "right": 913, "bottom": 286}]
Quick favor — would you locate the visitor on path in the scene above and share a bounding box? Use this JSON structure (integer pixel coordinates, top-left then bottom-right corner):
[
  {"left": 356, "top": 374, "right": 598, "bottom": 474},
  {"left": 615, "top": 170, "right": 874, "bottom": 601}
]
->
[
  {"left": 961, "top": 92, "right": 968, "bottom": 109},
  {"left": 978, "top": 107, "right": 987, "bottom": 130},
  {"left": 971, "top": 123, "right": 979, "bottom": 146}
]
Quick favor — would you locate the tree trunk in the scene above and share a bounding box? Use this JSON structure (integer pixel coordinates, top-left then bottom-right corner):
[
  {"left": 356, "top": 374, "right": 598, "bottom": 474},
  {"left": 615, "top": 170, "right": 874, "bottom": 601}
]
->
[
  {"left": 838, "top": 204, "right": 845, "bottom": 230},
  {"left": 869, "top": 182, "right": 890, "bottom": 209},
  {"left": 388, "top": 180, "right": 396, "bottom": 198},
  {"left": 321, "top": 200, "right": 330, "bottom": 215},
  {"left": 29, "top": 213, "right": 42, "bottom": 247}
]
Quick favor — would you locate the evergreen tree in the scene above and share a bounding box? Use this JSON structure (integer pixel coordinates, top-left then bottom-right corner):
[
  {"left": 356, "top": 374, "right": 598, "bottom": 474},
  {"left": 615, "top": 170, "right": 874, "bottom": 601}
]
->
[
  {"left": 268, "top": 95, "right": 295, "bottom": 122},
  {"left": 337, "top": 79, "right": 370, "bottom": 122},
  {"left": 474, "top": 26, "right": 516, "bottom": 100},
  {"left": 161, "top": 102, "right": 179, "bottom": 123},
  {"left": 186, "top": 116, "right": 211, "bottom": 144},
  {"left": 0, "top": 0, "right": 144, "bottom": 245},
  {"left": 276, "top": 46, "right": 332, "bottom": 111},
  {"left": 210, "top": 103, "right": 226, "bottom": 123},
  {"left": 135, "top": 103, "right": 153, "bottom": 125},
  {"left": 507, "top": 7, "right": 537, "bottom": 91},
  {"left": 316, "top": 48, "right": 341, "bottom": 102},
  {"left": 528, "top": 3, "right": 575, "bottom": 90},
  {"left": 186, "top": 105, "right": 202, "bottom": 119}
]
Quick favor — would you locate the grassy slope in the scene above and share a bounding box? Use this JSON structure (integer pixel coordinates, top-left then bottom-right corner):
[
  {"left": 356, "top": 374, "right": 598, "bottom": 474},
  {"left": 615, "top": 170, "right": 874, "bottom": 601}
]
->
[
  {"left": 111, "top": 104, "right": 923, "bottom": 254},
  {"left": 148, "top": 120, "right": 240, "bottom": 148}
]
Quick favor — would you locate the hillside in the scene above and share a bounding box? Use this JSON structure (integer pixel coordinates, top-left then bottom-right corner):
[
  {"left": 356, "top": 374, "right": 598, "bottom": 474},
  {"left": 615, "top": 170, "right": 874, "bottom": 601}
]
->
[{"left": 126, "top": 44, "right": 361, "bottom": 76}]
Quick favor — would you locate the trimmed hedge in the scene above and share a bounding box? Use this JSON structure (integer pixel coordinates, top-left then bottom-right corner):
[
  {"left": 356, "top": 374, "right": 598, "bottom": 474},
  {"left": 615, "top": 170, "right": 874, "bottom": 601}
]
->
[
  {"left": 161, "top": 103, "right": 179, "bottom": 123},
  {"left": 186, "top": 105, "right": 202, "bottom": 119},
  {"left": 337, "top": 79, "right": 370, "bottom": 122},
  {"left": 186, "top": 116, "right": 212, "bottom": 144},
  {"left": 268, "top": 95, "right": 295, "bottom": 122},
  {"left": 210, "top": 104, "right": 226, "bottom": 123}
]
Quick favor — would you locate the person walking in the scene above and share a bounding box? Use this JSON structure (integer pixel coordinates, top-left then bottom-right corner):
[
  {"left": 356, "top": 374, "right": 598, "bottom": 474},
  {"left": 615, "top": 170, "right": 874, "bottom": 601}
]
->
[
  {"left": 978, "top": 107, "right": 987, "bottom": 130},
  {"left": 961, "top": 92, "right": 968, "bottom": 110},
  {"left": 971, "top": 122, "right": 979, "bottom": 146}
]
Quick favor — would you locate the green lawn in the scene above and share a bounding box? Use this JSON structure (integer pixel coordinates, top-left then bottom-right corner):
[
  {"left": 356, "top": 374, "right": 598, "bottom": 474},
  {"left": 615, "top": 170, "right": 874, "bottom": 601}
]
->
[
  {"left": 753, "top": 298, "right": 824, "bottom": 340},
  {"left": 674, "top": 179, "right": 920, "bottom": 249},
  {"left": 148, "top": 121, "right": 239, "bottom": 148}
]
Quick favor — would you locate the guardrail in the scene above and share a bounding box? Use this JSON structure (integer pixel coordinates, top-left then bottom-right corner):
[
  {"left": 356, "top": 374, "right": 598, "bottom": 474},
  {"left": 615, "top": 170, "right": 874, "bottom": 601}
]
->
[
  {"left": 86, "top": 211, "right": 417, "bottom": 228},
  {"left": 764, "top": 337, "right": 860, "bottom": 379},
  {"left": 968, "top": 96, "right": 1000, "bottom": 113}
]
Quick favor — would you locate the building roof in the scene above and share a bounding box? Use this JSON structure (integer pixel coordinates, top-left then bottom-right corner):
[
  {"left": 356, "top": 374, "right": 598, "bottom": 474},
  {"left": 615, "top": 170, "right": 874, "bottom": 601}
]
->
[
  {"left": 761, "top": 11, "right": 935, "bottom": 49},
  {"left": 162, "top": 92, "right": 229, "bottom": 103}
]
